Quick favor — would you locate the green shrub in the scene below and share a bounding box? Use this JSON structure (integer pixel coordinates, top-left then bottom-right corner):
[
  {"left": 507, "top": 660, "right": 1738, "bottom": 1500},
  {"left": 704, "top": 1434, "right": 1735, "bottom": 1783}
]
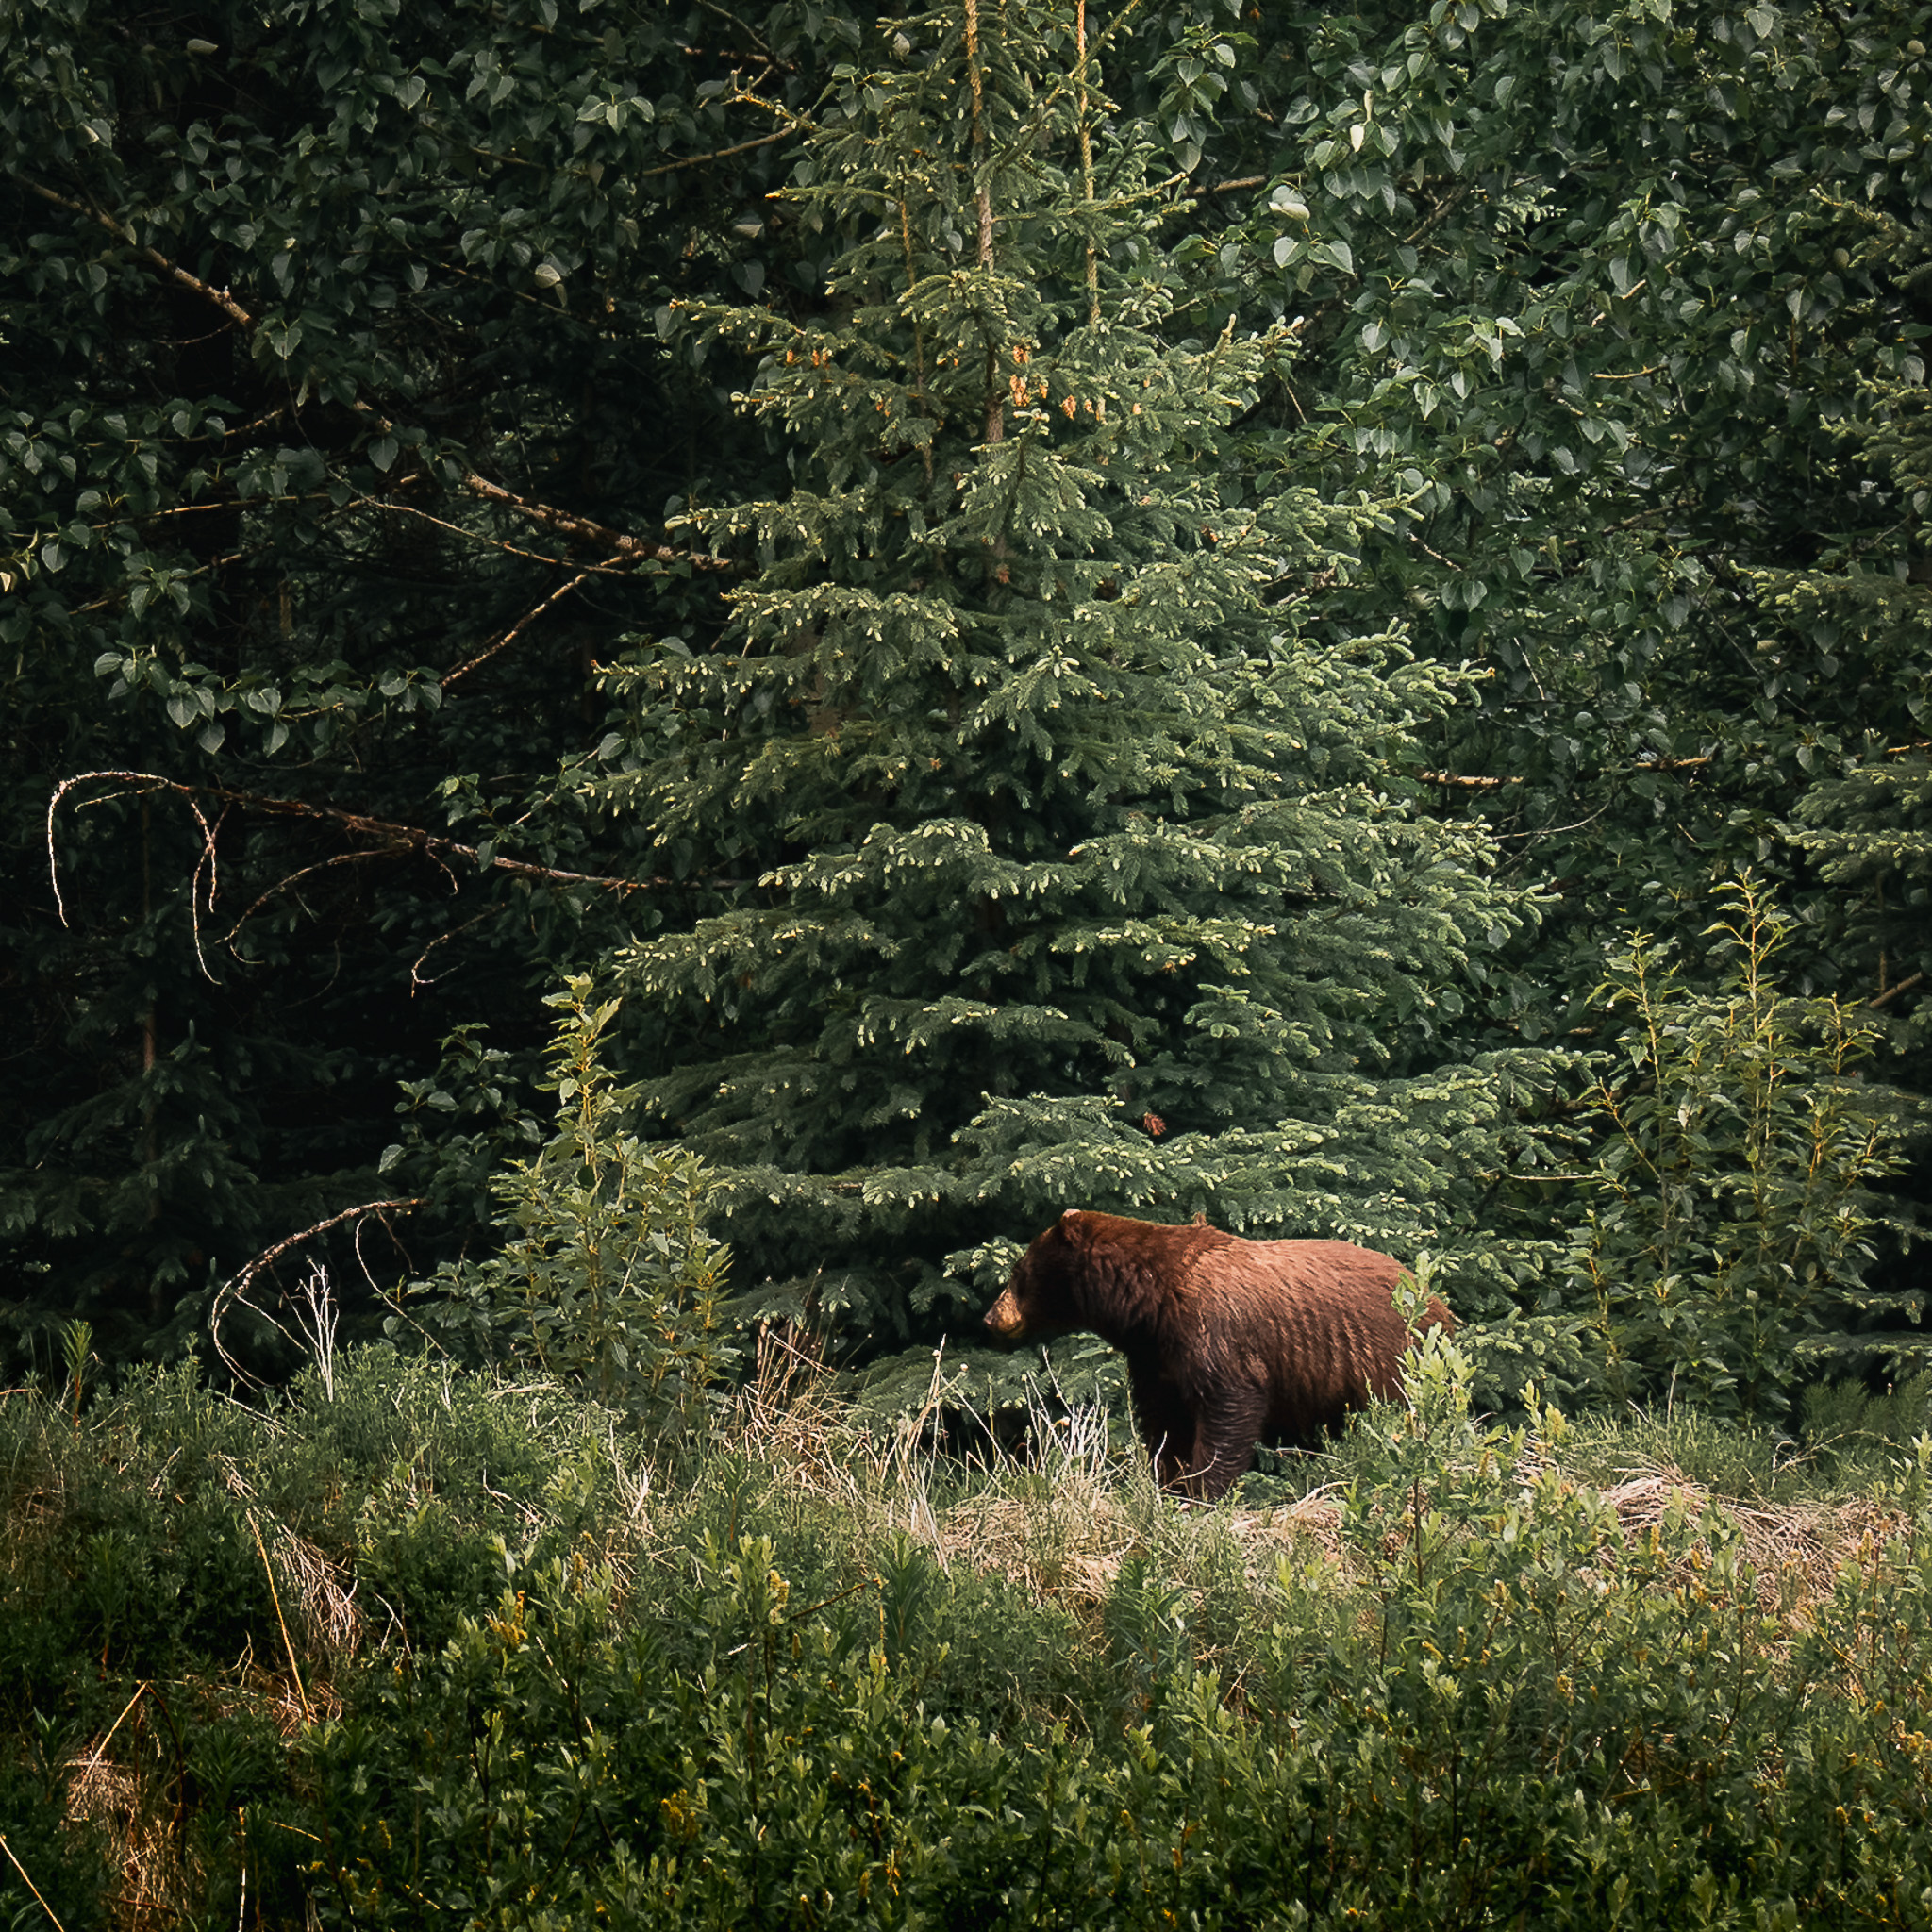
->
[
  {"left": 408, "top": 977, "right": 730, "bottom": 1436},
  {"left": 1566, "top": 874, "right": 1914, "bottom": 1421},
  {"left": 0, "top": 1750, "right": 109, "bottom": 1932}
]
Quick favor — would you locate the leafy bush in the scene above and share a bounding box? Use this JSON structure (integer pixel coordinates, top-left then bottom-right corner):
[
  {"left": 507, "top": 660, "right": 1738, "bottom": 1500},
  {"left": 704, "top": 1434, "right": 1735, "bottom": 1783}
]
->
[
  {"left": 1567, "top": 874, "right": 1915, "bottom": 1420},
  {"left": 409, "top": 976, "right": 730, "bottom": 1435},
  {"left": 286, "top": 1334, "right": 1932, "bottom": 1928}
]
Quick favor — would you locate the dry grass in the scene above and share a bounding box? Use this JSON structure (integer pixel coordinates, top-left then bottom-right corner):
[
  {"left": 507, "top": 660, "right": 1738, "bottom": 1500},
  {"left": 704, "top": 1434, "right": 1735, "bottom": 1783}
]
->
[
  {"left": 720, "top": 1347, "right": 1915, "bottom": 1640},
  {"left": 58, "top": 1662, "right": 330, "bottom": 1932},
  {"left": 1591, "top": 1466, "right": 1903, "bottom": 1614}
]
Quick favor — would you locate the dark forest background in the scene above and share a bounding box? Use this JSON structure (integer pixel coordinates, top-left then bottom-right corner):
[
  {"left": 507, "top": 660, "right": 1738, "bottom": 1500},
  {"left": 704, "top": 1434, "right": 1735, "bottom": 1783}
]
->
[{"left": 4, "top": 0, "right": 1928, "bottom": 1421}]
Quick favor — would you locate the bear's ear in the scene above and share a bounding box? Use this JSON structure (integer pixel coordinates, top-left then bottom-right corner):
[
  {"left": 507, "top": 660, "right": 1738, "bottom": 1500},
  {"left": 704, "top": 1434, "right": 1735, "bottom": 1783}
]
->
[
  {"left": 1058, "top": 1208, "right": 1089, "bottom": 1242},
  {"left": 1060, "top": 1208, "right": 1082, "bottom": 1223}
]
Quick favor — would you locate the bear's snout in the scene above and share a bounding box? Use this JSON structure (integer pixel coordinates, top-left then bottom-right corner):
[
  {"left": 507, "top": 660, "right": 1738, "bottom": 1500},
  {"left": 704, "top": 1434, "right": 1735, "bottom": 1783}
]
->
[{"left": 983, "top": 1285, "right": 1027, "bottom": 1341}]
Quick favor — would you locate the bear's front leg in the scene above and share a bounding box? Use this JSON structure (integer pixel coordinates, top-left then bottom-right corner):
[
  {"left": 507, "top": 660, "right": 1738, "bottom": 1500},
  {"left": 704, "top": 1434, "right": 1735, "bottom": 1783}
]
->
[
  {"left": 1126, "top": 1360, "right": 1197, "bottom": 1491},
  {"left": 1185, "top": 1391, "right": 1270, "bottom": 1501}
]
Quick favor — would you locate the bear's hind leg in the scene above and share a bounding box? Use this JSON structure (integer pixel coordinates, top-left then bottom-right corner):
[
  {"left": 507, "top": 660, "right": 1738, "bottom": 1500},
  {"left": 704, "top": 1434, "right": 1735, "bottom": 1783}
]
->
[{"left": 1186, "top": 1391, "right": 1270, "bottom": 1502}]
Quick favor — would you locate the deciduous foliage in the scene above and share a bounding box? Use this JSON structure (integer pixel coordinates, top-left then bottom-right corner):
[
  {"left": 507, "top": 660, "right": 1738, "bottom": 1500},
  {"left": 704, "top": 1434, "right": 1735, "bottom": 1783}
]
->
[
  {"left": 1179, "top": 0, "right": 1932, "bottom": 1068},
  {"left": 0, "top": 0, "right": 863, "bottom": 1361},
  {"left": 1569, "top": 874, "right": 1914, "bottom": 1418},
  {"left": 1, "top": 0, "right": 1925, "bottom": 1397},
  {"left": 408, "top": 976, "right": 729, "bottom": 1429}
]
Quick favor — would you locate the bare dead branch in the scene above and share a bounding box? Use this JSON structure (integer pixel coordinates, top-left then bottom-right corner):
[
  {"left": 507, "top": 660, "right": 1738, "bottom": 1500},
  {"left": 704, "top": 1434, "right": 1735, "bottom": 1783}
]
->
[
  {"left": 210, "top": 1197, "right": 424, "bottom": 1386},
  {"left": 351, "top": 498, "right": 601, "bottom": 573},
  {"left": 442, "top": 571, "right": 591, "bottom": 690},
  {"left": 408, "top": 908, "right": 498, "bottom": 993},
  {"left": 637, "top": 126, "right": 795, "bottom": 178},
  {"left": 15, "top": 175, "right": 256, "bottom": 329},
  {"left": 1869, "top": 970, "right": 1925, "bottom": 1011},
  {"left": 694, "top": 0, "right": 778, "bottom": 58},
  {"left": 1403, "top": 181, "right": 1473, "bottom": 248},
  {"left": 460, "top": 475, "right": 738, "bottom": 572},
  {"left": 45, "top": 769, "right": 222, "bottom": 980},
  {"left": 1417, "top": 755, "right": 1713, "bottom": 791},
  {"left": 223, "top": 848, "right": 408, "bottom": 954},
  {"left": 48, "top": 770, "right": 682, "bottom": 904}
]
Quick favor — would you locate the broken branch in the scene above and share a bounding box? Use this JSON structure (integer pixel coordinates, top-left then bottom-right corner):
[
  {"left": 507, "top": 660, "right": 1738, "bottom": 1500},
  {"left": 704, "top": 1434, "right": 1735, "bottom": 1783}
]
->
[
  {"left": 210, "top": 1197, "right": 424, "bottom": 1388},
  {"left": 47, "top": 771, "right": 678, "bottom": 920},
  {"left": 442, "top": 571, "right": 591, "bottom": 690}
]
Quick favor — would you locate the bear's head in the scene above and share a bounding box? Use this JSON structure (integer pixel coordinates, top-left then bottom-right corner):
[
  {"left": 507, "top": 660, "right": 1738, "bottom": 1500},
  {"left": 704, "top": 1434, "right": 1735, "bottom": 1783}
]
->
[{"left": 982, "top": 1208, "right": 1092, "bottom": 1343}]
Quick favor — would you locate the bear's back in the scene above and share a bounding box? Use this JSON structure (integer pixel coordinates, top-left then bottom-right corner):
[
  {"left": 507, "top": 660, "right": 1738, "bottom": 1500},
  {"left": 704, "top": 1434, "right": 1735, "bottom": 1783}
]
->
[{"left": 1175, "top": 1234, "right": 1442, "bottom": 1436}]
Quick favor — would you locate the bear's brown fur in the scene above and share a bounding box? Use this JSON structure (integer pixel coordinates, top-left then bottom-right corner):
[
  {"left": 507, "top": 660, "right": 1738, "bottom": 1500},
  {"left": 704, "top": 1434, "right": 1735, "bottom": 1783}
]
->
[{"left": 982, "top": 1208, "right": 1455, "bottom": 1500}]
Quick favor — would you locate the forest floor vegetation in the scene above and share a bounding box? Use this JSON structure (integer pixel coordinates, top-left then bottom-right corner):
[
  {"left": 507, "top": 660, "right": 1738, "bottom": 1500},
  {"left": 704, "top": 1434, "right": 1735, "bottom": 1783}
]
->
[{"left": 5, "top": 1337, "right": 1932, "bottom": 1928}]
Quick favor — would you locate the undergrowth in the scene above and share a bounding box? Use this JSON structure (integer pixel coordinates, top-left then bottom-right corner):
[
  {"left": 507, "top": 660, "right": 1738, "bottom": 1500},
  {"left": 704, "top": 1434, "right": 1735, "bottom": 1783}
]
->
[{"left": 6, "top": 1338, "right": 1932, "bottom": 1928}]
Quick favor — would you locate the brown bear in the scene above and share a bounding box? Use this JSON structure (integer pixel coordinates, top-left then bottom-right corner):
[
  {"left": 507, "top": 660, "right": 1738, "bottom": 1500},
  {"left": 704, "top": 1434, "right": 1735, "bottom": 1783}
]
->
[{"left": 981, "top": 1208, "right": 1455, "bottom": 1500}]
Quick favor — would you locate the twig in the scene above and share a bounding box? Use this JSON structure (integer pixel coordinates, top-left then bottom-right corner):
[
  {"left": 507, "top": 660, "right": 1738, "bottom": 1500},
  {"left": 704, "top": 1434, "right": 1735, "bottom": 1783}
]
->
[
  {"left": 1869, "top": 971, "right": 1924, "bottom": 1011},
  {"left": 351, "top": 498, "right": 606, "bottom": 572},
  {"left": 224, "top": 847, "right": 414, "bottom": 954},
  {"left": 210, "top": 1197, "right": 425, "bottom": 1386},
  {"left": 694, "top": 0, "right": 777, "bottom": 58},
  {"left": 44, "top": 771, "right": 221, "bottom": 980},
  {"left": 637, "top": 126, "right": 795, "bottom": 178},
  {"left": 0, "top": 1834, "right": 65, "bottom": 1932},
  {"left": 1494, "top": 806, "right": 1610, "bottom": 843},
  {"left": 408, "top": 908, "right": 497, "bottom": 992},
  {"left": 442, "top": 571, "right": 591, "bottom": 689},
  {"left": 1403, "top": 181, "right": 1472, "bottom": 247},
  {"left": 1417, "top": 755, "right": 1712, "bottom": 791},
  {"left": 246, "top": 1511, "right": 311, "bottom": 1724}
]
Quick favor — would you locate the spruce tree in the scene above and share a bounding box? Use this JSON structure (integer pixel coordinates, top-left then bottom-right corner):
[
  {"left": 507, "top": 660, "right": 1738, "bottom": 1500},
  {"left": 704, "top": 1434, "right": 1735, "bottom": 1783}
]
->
[
  {"left": 593, "top": 0, "right": 1554, "bottom": 1374},
  {"left": 1782, "top": 341, "right": 1932, "bottom": 1081}
]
